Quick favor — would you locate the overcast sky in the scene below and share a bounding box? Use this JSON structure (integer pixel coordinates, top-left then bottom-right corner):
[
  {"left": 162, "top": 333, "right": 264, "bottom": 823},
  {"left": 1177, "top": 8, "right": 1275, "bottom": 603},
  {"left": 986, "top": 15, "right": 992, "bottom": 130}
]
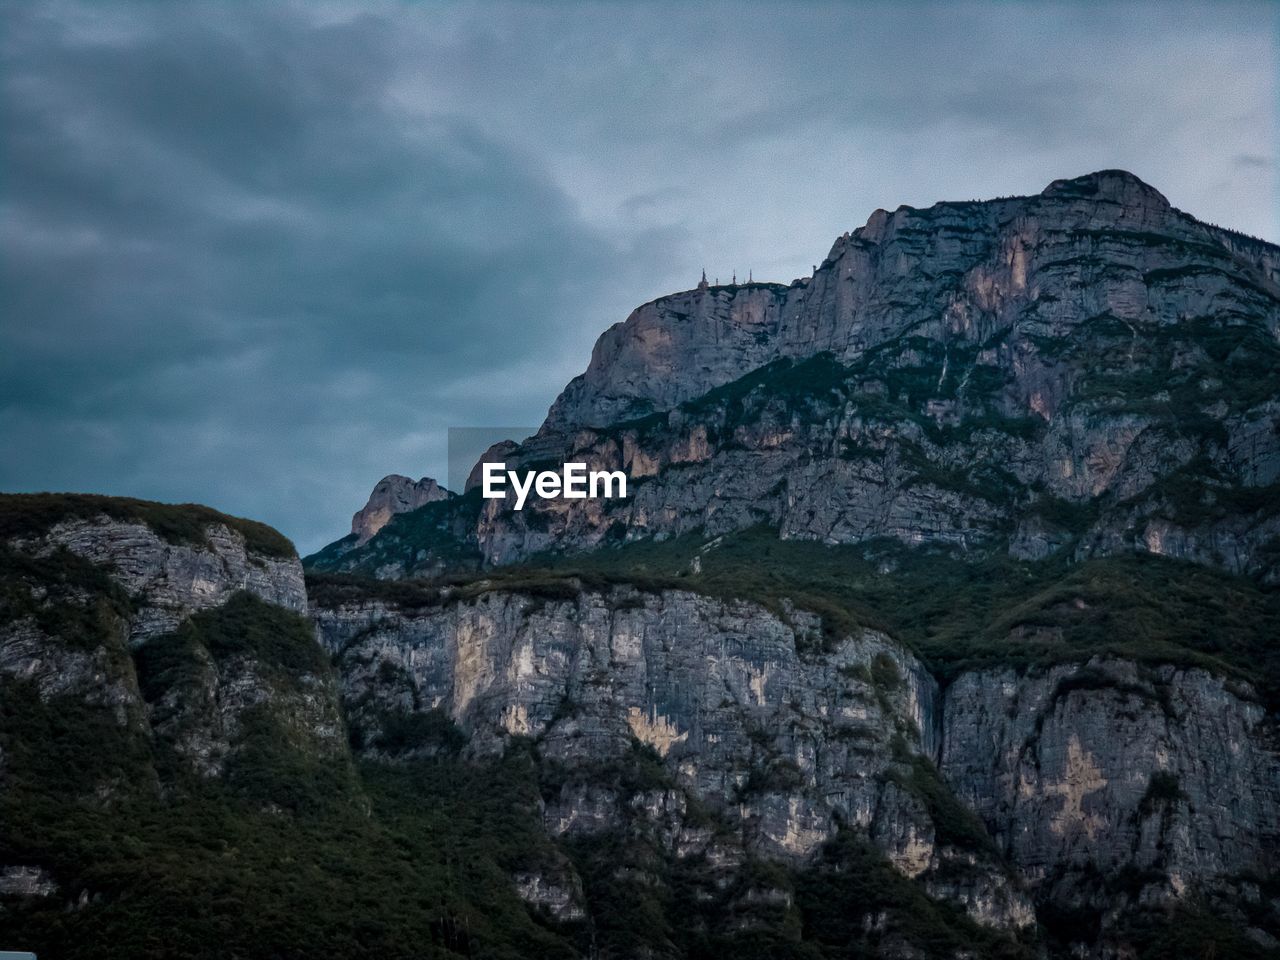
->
[{"left": 2, "top": 1, "right": 1276, "bottom": 554}]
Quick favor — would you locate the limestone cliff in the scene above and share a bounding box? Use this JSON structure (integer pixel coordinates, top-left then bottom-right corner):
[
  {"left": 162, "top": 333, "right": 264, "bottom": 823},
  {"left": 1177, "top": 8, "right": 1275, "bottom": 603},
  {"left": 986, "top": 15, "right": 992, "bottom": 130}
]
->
[
  {"left": 544, "top": 171, "right": 1279, "bottom": 432},
  {"left": 310, "top": 171, "right": 1280, "bottom": 583},
  {"left": 310, "top": 579, "right": 1035, "bottom": 937},
  {"left": 289, "top": 169, "right": 1280, "bottom": 957},
  {"left": 6, "top": 168, "right": 1280, "bottom": 959},
  {"left": 305, "top": 574, "right": 1280, "bottom": 955},
  {"left": 0, "top": 495, "right": 346, "bottom": 943}
]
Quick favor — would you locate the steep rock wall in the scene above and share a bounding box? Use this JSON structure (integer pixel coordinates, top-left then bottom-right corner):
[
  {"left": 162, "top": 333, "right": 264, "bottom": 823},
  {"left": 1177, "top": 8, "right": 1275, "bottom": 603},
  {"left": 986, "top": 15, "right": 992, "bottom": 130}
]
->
[
  {"left": 940, "top": 659, "right": 1280, "bottom": 948},
  {"left": 311, "top": 584, "right": 1035, "bottom": 929},
  {"left": 21, "top": 517, "right": 307, "bottom": 645}
]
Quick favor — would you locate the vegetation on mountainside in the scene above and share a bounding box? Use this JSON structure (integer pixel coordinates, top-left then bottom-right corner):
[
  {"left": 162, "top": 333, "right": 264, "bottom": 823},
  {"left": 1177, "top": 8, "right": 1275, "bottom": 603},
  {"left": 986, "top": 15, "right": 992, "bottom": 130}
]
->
[
  {"left": 539, "top": 741, "right": 1035, "bottom": 960},
  {"left": 1, "top": 669, "right": 1033, "bottom": 960},
  {"left": 0, "top": 543, "right": 134, "bottom": 651},
  {"left": 366, "top": 526, "right": 1280, "bottom": 705},
  {"left": 0, "top": 492, "right": 295, "bottom": 558},
  {"left": 0, "top": 596, "right": 573, "bottom": 959},
  {"left": 4, "top": 488, "right": 1276, "bottom": 958},
  {"left": 303, "top": 490, "right": 483, "bottom": 574},
  {"left": 310, "top": 305, "right": 1280, "bottom": 586},
  {"left": 134, "top": 591, "right": 328, "bottom": 689},
  {"left": 0, "top": 589, "right": 1027, "bottom": 960}
]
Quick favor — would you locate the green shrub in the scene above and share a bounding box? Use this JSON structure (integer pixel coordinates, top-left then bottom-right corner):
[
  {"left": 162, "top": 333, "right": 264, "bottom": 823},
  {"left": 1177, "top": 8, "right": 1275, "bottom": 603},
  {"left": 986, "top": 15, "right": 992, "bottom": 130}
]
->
[{"left": 1138, "top": 771, "right": 1185, "bottom": 819}]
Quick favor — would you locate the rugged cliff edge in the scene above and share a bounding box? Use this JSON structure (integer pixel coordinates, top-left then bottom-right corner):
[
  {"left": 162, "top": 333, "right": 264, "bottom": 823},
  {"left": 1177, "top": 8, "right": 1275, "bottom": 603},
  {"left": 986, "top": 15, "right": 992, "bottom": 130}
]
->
[
  {"left": 0, "top": 495, "right": 575, "bottom": 959},
  {"left": 310, "top": 170, "right": 1280, "bottom": 582},
  {"left": 351, "top": 475, "right": 451, "bottom": 546},
  {"left": 298, "top": 170, "right": 1280, "bottom": 957},
  {"left": 304, "top": 536, "right": 1280, "bottom": 957},
  {"left": 542, "top": 171, "right": 1278, "bottom": 433}
]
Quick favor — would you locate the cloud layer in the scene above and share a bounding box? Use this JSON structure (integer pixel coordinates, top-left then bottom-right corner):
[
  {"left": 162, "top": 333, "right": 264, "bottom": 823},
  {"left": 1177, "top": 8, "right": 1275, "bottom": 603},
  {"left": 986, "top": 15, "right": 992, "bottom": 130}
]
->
[{"left": 3, "top": 1, "right": 1276, "bottom": 552}]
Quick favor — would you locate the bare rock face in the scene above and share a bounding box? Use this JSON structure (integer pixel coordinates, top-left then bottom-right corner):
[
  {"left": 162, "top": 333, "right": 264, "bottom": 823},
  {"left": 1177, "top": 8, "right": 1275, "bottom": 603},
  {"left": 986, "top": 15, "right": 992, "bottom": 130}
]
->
[
  {"left": 351, "top": 475, "right": 450, "bottom": 545},
  {"left": 293, "top": 171, "right": 1280, "bottom": 949},
  {"left": 313, "top": 170, "right": 1280, "bottom": 584},
  {"left": 312, "top": 584, "right": 1033, "bottom": 931},
  {"left": 307, "top": 581, "right": 1280, "bottom": 949},
  {"left": 24, "top": 517, "right": 307, "bottom": 646},
  {"left": 544, "top": 282, "right": 791, "bottom": 432},
  {"left": 0, "top": 497, "right": 340, "bottom": 786},
  {"left": 941, "top": 660, "right": 1280, "bottom": 953},
  {"left": 542, "top": 170, "right": 1278, "bottom": 433}
]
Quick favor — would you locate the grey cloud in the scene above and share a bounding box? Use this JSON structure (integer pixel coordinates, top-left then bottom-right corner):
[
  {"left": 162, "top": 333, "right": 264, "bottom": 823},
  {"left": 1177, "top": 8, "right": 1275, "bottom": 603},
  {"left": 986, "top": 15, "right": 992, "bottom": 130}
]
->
[
  {"left": 1234, "top": 154, "right": 1272, "bottom": 169},
  {"left": 1, "top": 0, "right": 1275, "bottom": 552},
  {"left": 2, "top": 2, "right": 681, "bottom": 550}
]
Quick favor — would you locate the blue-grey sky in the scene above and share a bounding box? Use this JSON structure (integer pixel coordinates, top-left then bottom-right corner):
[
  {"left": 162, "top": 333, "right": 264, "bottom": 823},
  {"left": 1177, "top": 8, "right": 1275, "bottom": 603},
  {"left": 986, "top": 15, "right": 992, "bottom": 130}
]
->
[{"left": 3, "top": 1, "right": 1277, "bottom": 553}]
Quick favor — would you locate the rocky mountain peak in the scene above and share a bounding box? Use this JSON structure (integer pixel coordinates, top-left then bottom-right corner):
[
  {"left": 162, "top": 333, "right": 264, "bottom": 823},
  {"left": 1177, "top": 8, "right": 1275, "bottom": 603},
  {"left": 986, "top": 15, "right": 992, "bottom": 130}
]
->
[
  {"left": 315, "top": 171, "right": 1279, "bottom": 587},
  {"left": 539, "top": 171, "right": 1278, "bottom": 436},
  {"left": 351, "top": 474, "right": 450, "bottom": 545},
  {"left": 1040, "top": 168, "right": 1171, "bottom": 208}
]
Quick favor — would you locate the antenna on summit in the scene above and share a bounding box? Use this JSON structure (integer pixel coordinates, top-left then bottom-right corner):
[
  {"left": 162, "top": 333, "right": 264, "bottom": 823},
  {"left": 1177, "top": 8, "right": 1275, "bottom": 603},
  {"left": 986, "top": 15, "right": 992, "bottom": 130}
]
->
[{"left": 697, "top": 268, "right": 709, "bottom": 292}]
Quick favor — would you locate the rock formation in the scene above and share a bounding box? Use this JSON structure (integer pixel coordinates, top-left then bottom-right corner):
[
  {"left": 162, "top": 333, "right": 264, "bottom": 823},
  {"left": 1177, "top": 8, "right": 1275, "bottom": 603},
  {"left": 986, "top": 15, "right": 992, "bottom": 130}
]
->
[
  {"left": 310, "top": 170, "right": 1280, "bottom": 584},
  {"left": 304, "top": 574, "right": 1280, "bottom": 954},
  {"left": 351, "top": 474, "right": 450, "bottom": 545}
]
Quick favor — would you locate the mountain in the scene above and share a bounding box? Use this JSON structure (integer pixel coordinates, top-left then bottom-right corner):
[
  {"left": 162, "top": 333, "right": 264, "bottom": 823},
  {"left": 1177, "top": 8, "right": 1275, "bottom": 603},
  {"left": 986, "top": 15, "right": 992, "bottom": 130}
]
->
[
  {"left": 308, "top": 170, "right": 1280, "bottom": 582},
  {"left": 4, "top": 172, "right": 1280, "bottom": 959}
]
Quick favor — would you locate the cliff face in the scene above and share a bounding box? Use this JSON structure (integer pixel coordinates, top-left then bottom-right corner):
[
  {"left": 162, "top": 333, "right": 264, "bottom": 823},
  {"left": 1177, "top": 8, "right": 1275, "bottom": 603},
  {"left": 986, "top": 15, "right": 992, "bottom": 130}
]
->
[
  {"left": 0, "top": 497, "right": 310, "bottom": 732},
  {"left": 27, "top": 516, "right": 306, "bottom": 645},
  {"left": 5, "top": 169, "right": 1280, "bottom": 959},
  {"left": 305, "top": 578, "right": 1280, "bottom": 955},
  {"left": 311, "top": 170, "right": 1280, "bottom": 583},
  {"left": 544, "top": 171, "right": 1279, "bottom": 432},
  {"left": 6, "top": 491, "right": 1276, "bottom": 956},
  {"left": 0, "top": 496, "right": 351, "bottom": 954},
  {"left": 311, "top": 581, "right": 1035, "bottom": 936},
  {"left": 942, "top": 662, "right": 1280, "bottom": 944},
  {"left": 288, "top": 170, "right": 1280, "bottom": 957}
]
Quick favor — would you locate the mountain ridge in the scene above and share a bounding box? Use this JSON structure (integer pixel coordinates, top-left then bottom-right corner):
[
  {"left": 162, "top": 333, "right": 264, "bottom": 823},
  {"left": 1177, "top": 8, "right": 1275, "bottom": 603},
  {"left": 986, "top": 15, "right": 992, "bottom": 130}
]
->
[
  {"left": 542, "top": 168, "right": 1278, "bottom": 434},
  {"left": 309, "top": 169, "right": 1280, "bottom": 585}
]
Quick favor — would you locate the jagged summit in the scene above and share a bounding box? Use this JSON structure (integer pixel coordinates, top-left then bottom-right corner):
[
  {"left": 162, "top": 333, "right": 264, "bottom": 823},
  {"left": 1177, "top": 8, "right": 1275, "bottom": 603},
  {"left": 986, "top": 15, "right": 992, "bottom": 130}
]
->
[
  {"left": 540, "top": 171, "right": 1279, "bottom": 435},
  {"left": 314, "top": 170, "right": 1280, "bottom": 586}
]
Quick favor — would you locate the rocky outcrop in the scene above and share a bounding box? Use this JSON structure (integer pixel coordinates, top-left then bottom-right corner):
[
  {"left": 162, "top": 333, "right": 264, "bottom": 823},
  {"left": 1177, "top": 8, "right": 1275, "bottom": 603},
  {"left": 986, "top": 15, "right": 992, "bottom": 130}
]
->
[
  {"left": 139, "top": 595, "right": 346, "bottom": 777},
  {"left": 312, "top": 170, "right": 1280, "bottom": 583},
  {"left": 311, "top": 582, "right": 1032, "bottom": 930},
  {"left": 543, "top": 171, "right": 1279, "bottom": 432},
  {"left": 8, "top": 169, "right": 1280, "bottom": 957},
  {"left": 307, "top": 578, "right": 1280, "bottom": 952},
  {"left": 0, "top": 497, "right": 336, "bottom": 782},
  {"left": 940, "top": 659, "right": 1280, "bottom": 951},
  {"left": 351, "top": 475, "right": 451, "bottom": 545},
  {"left": 293, "top": 172, "right": 1280, "bottom": 950},
  {"left": 20, "top": 516, "right": 306, "bottom": 646}
]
